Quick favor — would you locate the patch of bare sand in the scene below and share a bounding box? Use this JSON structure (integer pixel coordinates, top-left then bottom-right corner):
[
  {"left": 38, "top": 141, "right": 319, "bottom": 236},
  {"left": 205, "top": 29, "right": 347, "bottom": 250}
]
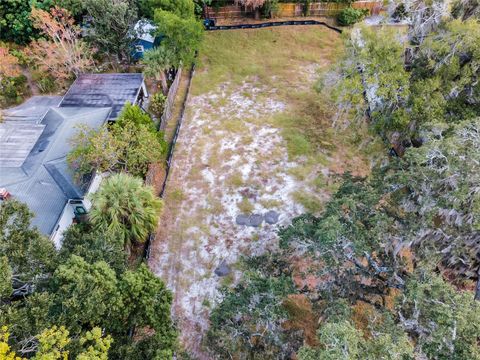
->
[{"left": 149, "top": 67, "right": 369, "bottom": 357}]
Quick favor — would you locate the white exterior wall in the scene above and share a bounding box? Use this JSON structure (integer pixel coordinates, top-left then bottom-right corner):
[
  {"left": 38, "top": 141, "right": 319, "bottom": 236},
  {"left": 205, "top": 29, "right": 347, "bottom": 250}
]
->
[
  {"left": 50, "top": 203, "right": 76, "bottom": 249},
  {"left": 49, "top": 172, "right": 106, "bottom": 248},
  {"left": 83, "top": 172, "right": 105, "bottom": 210}
]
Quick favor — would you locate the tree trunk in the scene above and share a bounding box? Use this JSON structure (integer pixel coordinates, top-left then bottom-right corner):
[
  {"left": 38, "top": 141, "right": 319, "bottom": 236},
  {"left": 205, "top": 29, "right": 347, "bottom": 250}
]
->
[{"left": 254, "top": 8, "right": 260, "bottom": 20}]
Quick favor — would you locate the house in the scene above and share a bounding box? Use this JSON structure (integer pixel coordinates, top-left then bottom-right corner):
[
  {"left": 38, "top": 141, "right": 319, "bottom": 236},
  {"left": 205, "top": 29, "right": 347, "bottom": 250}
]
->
[
  {"left": 60, "top": 73, "right": 148, "bottom": 119},
  {"left": 0, "top": 74, "right": 147, "bottom": 247},
  {"left": 131, "top": 20, "right": 161, "bottom": 61}
]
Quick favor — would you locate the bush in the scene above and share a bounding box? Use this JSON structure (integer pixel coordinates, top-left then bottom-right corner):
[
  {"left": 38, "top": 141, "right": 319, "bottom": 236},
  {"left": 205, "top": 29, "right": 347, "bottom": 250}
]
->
[
  {"left": 337, "top": 7, "right": 368, "bottom": 26},
  {"left": 0, "top": 75, "right": 29, "bottom": 107},
  {"left": 392, "top": 3, "right": 407, "bottom": 21},
  {"left": 33, "top": 73, "right": 57, "bottom": 94},
  {"left": 263, "top": 0, "right": 280, "bottom": 18},
  {"left": 149, "top": 92, "right": 167, "bottom": 117}
]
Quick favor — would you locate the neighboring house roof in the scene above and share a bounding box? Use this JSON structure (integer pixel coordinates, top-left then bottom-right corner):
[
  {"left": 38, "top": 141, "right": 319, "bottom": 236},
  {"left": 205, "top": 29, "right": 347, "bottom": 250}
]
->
[
  {"left": 59, "top": 73, "right": 145, "bottom": 120},
  {"left": 0, "top": 123, "right": 46, "bottom": 167},
  {"left": 2, "top": 96, "right": 62, "bottom": 122},
  {"left": 134, "top": 20, "right": 157, "bottom": 44},
  {"left": 0, "top": 107, "right": 111, "bottom": 235}
]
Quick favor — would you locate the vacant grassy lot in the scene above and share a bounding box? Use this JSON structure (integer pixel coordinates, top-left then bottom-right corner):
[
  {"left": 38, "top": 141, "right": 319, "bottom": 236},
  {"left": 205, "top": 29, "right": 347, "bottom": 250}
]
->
[{"left": 149, "top": 26, "right": 382, "bottom": 357}]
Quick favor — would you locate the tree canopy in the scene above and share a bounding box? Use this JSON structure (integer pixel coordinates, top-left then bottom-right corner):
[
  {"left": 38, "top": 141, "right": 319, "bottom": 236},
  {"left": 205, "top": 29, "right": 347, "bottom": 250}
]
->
[
  {"left": 142, "top": 44, "right": 176, "bottom": 94},
  {"left": 206, "top": 9, "right": 480, "bottom": 360},
  {"left": 83, "top": 0, "right": 138, "bottom": 64},
  {"left": 153, "top": 9, "right": 203, "bottom": 66},
  {"left": 89, "top": 173, "right": 163, "bottom": 247},
  {"left": 0, "top": 0, "right": 52, "bottom": 44},
  {"left": 68, "top": 104, "right": 166, "bottom": 180},
  {"left": 139, "top": 0, "right": 195, "bottom": 19},
  {"left": 26, "top": 6, "right": 94, "bottom": 80},
  {"left": 336, "top": 19, "right": 480, "bottom": 142},
  {"left": 0, "top": 199, "right": 176, "bottom": 358}
]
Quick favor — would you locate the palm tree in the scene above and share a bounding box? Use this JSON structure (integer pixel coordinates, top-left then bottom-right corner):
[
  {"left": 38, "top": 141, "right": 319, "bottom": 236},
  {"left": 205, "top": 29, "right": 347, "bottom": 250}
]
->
[
  {"left": 89, "top": 173, "right": 162, "bottom": 248},
  {"left": 142, "top": 44, "right": 176, "bottom": 95}
]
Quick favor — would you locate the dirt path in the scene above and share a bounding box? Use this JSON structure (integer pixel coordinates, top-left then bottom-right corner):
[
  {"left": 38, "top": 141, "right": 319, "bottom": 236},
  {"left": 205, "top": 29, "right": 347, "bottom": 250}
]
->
[
  {"left": 148, "top": 27, "right": 373, "bottom": 358},
  {"left": 22, "top": 68, "right": 40, "bottom": 96}
]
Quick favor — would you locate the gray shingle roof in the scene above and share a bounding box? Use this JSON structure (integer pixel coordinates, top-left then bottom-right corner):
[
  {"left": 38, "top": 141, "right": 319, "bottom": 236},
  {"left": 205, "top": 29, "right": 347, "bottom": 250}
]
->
[
  {"left": 2, "top": 96, "right": 62, "bottom": 122},
  {"left": 59, "top": 73, "right": 144, "bottom": 120},
  {"left": 0, "top": 123, "right": 45, "bottom": 167},
  {"left": 0, "top": 107, "right": 111, "bottom": 235}
]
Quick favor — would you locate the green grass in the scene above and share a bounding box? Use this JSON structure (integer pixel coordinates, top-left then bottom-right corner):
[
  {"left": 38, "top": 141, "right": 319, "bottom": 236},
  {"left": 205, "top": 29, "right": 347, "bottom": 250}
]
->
[
  {"left": 288, "top": 163, "right": 315, "bottom": 181},
  {"left": 237, "top": 197, "right": 255, "bottom": 214},
  {"left": 207, "top": 195, "right": 224, "bottom": 215},
  {"left": 292, "top": 190, "right": 324, "bottom": 214},
  {"left": 170, "top": 188, "right": 186, "bottom": 202},
  {"left": 259, "top": 198, "right": 283, "bottom": 209},
  {"left": 188, "top": 26, "right": 380, "bottom": 216},
  {"left": 226, "top": 171, "right": 245, "bottom": 188},
  {"left": 202, "top": 298, "right": 211, "bottom": 308},
  {"left": 191, "top": 27, "right": 349, "bottom": 165},
  {"left": 221, "top": 273, "right": 235, "bottom": 287},
  {"left": 192, "top": 26, "right": 341, "bottom": 96},
  {"left": 223, "top": 119, "right": 246, "bottom": 133},
  {"left": 283, "top": 130, "right": 312, "bottom": 158}
]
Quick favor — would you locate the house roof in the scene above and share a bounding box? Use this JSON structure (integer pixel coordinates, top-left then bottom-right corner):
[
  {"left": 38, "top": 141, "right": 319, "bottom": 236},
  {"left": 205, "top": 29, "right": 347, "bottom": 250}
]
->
[
  {"left": 0, "top": 107, "right": 111, "bottom": 235},
  {"left": 134, "top": 20, "right": 157, "bottom": 44},
  {"left": 0, "top": 123, "right": 45, "bottom": 167},
  {"left": 59, "top": 73, "right": 144, "bottom": 120},
  {"left": 2, "top": 96, "right": 62, "bottom": 122}
]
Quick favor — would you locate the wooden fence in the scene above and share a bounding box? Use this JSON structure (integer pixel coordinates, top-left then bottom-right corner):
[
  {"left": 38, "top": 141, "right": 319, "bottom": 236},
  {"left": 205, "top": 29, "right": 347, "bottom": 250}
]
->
[
  {"left": 276, "top": 3, "right": 303, "bottom": 17},
  {"left": 145, "top": 67, "right": 183, "bottom": 193},
  {"left": 159, "top": 67, "right": 183, "bottom": 131},
  {"left": 206, "top": 5, "right": 243, "bottom": 19},
  {"left": 206, "top": 1, "right": 383, "bottom": 20}
]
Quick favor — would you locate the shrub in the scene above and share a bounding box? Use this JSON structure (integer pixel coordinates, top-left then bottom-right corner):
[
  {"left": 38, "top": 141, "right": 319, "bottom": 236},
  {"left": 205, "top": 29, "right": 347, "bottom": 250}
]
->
[
  {"left": 9, "top": 48, "right": 30, "bottom": 66},
  {"left": 263, "top": 0, "right": 279, "bottom": 18},
  {"left": 68, "top": 119, "right": 166, "bottom": 180},
  {"left": 149, "top": 92, "right": 167, "bottom": 117},
  {"left": 392, "top": 3, "right": 407, "bottom": 21},
  {"left": 337, "top": 7, "right": 368, "bottom": 26},
  {"left": 32, "top": 71, "right": 57, "bottom": 94},
  {"left": 117, "top": 102, "right": 155, "bottom": 129},
  {"left": 0, "top": 75, "right": 29, "bottom": 107}
]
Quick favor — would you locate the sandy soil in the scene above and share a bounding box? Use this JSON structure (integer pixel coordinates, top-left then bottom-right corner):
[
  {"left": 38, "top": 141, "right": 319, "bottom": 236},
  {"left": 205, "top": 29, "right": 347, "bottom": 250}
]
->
[{"left": 148, "top": 28, "right": 371, "bottom": 358}]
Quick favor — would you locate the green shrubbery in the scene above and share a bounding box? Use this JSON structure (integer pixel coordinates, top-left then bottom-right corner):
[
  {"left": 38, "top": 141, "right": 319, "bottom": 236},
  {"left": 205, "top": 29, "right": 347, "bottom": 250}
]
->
[
  {"left": 337, "top": 7, "right": 368, "bottom": 26},
  {"left": 149, "top": 91, "right": 167, "bottom": 117},
  {"left": 0, "top": 200, "right": 177, "bottom": 359},
  {"left": 68, "top": 103, "right": 167, "bottom": 180},
  {"left": 0, "top": 75, "right": 29, "bottom": 108},
  {"left": 32, "top": 71, "right": 58, "bottom": 94}
]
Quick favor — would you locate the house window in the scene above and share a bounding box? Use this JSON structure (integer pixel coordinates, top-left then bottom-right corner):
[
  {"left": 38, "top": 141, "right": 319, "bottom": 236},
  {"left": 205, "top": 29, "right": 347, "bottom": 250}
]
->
[{"left": 135, "top": 45, "right": 145, "bottom": 53}]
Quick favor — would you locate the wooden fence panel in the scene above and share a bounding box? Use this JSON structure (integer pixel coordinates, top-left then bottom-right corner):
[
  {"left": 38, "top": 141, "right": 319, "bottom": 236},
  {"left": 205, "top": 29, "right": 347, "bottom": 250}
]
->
[
  {"left": 277, "top": 3, "right": 302, "bottom": 17},
  {"left": 159, "top": 67, "right": 182, "bottom": 131},
  {"left": 207, "top": 2, "right": 383, "bottom": 20},
  {"left": 309, "top": 3, "right": 343, "bottom": 16},
  {"left": 353, "top": 1, "right": 384, "bottom": 15},
  {"left": 206, "top": 5, "right": 243, "bottom": 19}
]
